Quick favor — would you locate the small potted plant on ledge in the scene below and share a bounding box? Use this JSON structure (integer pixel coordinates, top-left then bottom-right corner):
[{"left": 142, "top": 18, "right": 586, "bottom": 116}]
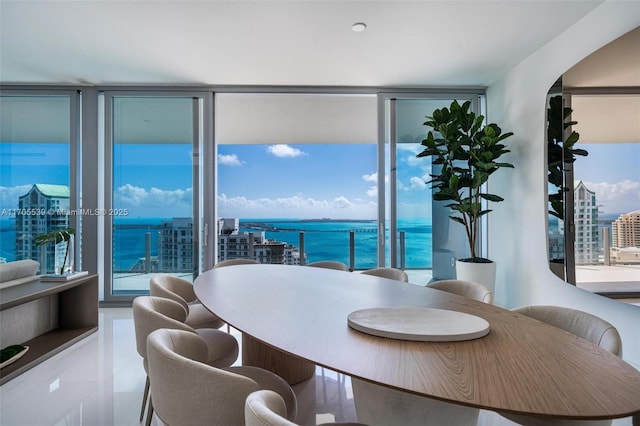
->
[
  {"left": 34, "top": 227, "right": 76, "bottom": 277},
  {"left": 416, "top": 100, "right": 514, "bottom": 292}
]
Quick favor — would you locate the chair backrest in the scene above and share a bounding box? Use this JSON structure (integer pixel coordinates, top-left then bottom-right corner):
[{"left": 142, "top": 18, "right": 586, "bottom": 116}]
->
[
  {"left": 360, "top": 267, "right": 408, "bottom": 283},
  {"left": 427, "top": 279, "right": 493, "bottom": 304},
  {"left": 513, "top": 305, "right": 622, "bottom": 357},
  {"left": 132, "top": 296, "right": 191, "bottom": 360},
  {"left": 150, "top": 274, "right": 196, "bottom": 311},
  {"left": 214, "top": 259, "right": 260, "bottom": 268},
  {"left": 245, "top": 390, "right": 297, "bottom": 426},
  {"left": 245, "top": 390, "right": 367, "bottom": 426},
  {"left": 147, "top": 328, "right": 261, "bottom": 426},
  {"left": 306, "top": 260, "right": 350, "bottom": 271}
]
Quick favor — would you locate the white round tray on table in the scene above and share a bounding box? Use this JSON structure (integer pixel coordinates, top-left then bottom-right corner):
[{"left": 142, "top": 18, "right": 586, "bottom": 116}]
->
[{"left": 347, "top": 307, "right": 490, "bottom": 342}]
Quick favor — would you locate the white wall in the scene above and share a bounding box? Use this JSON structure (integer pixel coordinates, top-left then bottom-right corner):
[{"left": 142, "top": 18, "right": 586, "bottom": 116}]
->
[{"left": 486, "top": 1, "right": 640, "bottom": 367}]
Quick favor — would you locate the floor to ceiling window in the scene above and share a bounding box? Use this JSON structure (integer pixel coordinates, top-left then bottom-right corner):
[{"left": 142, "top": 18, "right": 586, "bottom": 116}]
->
[
  {"left": 0, "top": 91, "right": 80, "bottom": 273},
  {"left": 215, "top": 93, "right": 379, "bottom": 269},
  {"left": 104, "top": 92, "right": 210, "bottom": 299},
  {"left": 381, "top": 94, "right": 483, "bottom": 284}
]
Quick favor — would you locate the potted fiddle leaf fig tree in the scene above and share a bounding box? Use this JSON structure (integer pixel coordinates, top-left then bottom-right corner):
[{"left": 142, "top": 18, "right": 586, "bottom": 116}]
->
[
  {"left": 34, "top": 227, "right": 76, "bottom": 275},
  {"left": 416, "top": 100, "right": 514, "bottom": 291}
]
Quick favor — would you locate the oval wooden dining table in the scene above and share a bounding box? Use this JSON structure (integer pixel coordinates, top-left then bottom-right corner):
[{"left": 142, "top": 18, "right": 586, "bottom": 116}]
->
[{"left": 194, "top": 264, "right": 640, "bottom": 421}]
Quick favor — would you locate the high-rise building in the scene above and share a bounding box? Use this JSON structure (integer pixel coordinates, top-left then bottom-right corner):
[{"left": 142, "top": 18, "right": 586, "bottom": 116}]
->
[
  {"left": 15, "top": 184, "right": 70, "bottom": 273},
  {"left": 548, "top": 217, "right": 564, "bottom": 261},
  {"left": 155, "top": 217, "right": 307, "bottom": 268},
  {"left": 216, "top": 218, "right": 306, "bottom": 264},
  {"left": 218, "top": 218, "right": 239, "bottom": 236},
  {"left": 254, "top": 240, "right": 286, "bottom": 264},
  {"left": 547, "top": 182, "right": 600, "bottom": 264},
  {"left": 574, "top": 181, "right": 599, "bottom": 265},
  {"left": 612, "top": 211, "right": 640, "bottom": 248},
  {"left": 284, "top": 244, "right": 306, "bottom": 265},
  {"left": 158, "top": 217, "right": 193, "bottom": 272}
]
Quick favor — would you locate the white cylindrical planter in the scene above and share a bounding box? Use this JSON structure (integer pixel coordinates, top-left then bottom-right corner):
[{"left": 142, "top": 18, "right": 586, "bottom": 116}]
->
[{"left": 455, "top": 260, "right": 496, "bottom": 294}]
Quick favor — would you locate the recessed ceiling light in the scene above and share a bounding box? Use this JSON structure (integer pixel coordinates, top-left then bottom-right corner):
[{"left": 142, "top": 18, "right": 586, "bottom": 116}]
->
[{"left": 352, "top": 22, "right": 367, "bottom": 32}]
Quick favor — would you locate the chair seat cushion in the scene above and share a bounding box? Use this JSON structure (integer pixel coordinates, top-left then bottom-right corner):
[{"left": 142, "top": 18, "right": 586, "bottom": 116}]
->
[
  {"left": 224, "top": 365, "right": 298, "bottom": 421},
  {"left": 186, "top": 303, "right": 225, "bottom": 329},
  {"left": 194, "top": 328, "right": 239, "bottom": 368}
]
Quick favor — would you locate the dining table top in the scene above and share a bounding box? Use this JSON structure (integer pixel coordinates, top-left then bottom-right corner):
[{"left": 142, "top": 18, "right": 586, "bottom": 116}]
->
[{"left": 194, "top": 264, "right": 640, "bottom": 421}]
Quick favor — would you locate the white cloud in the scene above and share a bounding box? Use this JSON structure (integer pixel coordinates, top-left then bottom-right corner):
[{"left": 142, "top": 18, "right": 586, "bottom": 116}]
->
[
  {"left": 114, "top": 184, "right": 192, "bottom": 216},
  {"left": 406, "top": 154, "right": 427, "bottom": 167},
  {"left": 410, "top": 176, "right": 427, "bottom": 190},
  {"left": 0, "top": 185, "right": 32, "bottom": 212},
  {"left": 362, "top": 172, "right": 377, "bottom": 183},
  {"left": 397, "top": 144, "right": 423, "bottom": 154},
  {"left": 582, "top": 180, "right": 640, "bottom": 215},
  {"left": 218, "top": 153, "right": 244, "bottom": 166},
  {"left": 115, "top": 184, "right": 148, "bottom": 206},
  {"left": 332, "top": 196, "right": 354, "bottom": 209},
  {"left": 363, "top": 172, "right": 389, "bottom": 184},
  {"left": 362, "top": 172, "right": 378, "bottom": 197},
  {"left": 266, "top": 144, "right": 306, "bottom": 158},
  {"left": 217, "top": 193, "right": 375, "bottom": 219},
  {"left": 366, "top": 186, "right": 377, "bottom": 197}
]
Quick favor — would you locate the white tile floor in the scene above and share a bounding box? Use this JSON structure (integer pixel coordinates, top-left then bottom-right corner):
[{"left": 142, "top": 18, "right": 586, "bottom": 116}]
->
[{"left": 0, "top": 308, "right": 635, "bottom": 426}]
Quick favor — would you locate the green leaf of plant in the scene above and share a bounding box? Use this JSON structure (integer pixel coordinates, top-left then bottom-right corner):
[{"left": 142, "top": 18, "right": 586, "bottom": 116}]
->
[
  {"left": 450, "top": 216, "right": 465, "bottom": 225},
  {"left": 480, "top": 194, "right": 504, "bottom": 202}
]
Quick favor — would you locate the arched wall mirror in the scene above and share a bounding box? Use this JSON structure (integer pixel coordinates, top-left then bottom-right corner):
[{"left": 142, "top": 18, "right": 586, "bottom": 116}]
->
[{"left": 546, "top": 26, "right": 640, "bottom": 306}]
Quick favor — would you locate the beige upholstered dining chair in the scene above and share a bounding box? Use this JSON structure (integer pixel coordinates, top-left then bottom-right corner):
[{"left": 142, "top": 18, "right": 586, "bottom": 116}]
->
[
  {"left": 512, "top": 305, "right": 621, "bottom": 356},
  {"left": 500, "top": 305, "right": 623, "bottom": 426},
  {"left": 427, "top": 279, "right": 493, "bottom": 304},
  {"left": 132, "top": 296, "right": 239, "bottom": 426},
  {"left": 306, "top": 260, "right": 350, "bottom": 271},
  {"left": 360, "top": 267, "right": 409, "bottom": 283},
  {"left": 245, "top": 390, "right": 368, "bottom": 426},
  {"left": 147, "top": 328, "right": 297, "bottom": 426},
  {"left": 214, "top": 258, "right": 260, "bottom": 268},
  {"left": 150, "top": 274, "right": 225, "bottom": 329}
]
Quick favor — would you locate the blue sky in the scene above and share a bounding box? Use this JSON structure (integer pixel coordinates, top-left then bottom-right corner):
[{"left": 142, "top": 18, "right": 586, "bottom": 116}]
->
[
  {"left": 216, "top": 143, "right": 422, "bottom": 219},
  {"left": 573, "top": 143, "right": 640, "bottom": 214},
  {"left": 1, "top": 141, "right": 638, "bottom": 219}
]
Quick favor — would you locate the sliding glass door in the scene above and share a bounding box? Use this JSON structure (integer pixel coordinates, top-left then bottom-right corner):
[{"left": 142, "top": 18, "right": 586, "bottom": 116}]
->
[
  {"left": 380, "top": 94, "right": 482, "bottom": 284},
  {"left": 104, "top": 92, "right": 211, "bottom": 299}
]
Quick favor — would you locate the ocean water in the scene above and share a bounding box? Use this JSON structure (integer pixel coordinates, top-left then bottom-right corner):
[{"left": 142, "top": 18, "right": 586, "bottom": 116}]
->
[
  {"left": 0, "top": 219, "right": 15, "bottom": 262},
  {"left": 0, "top": 217, "right": 432, "bottom": 271},
  {"left": 241, "top": 218, "right": 431, "bottom": 269},
  {"left": 112, "top": 218, "right": 165, "bottom": 272}
]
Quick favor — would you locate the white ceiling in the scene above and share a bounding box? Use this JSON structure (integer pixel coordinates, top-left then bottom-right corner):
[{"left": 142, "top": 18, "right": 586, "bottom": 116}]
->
[{"left": 0, "top": 0, "right": 606, "bottom": 87}]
